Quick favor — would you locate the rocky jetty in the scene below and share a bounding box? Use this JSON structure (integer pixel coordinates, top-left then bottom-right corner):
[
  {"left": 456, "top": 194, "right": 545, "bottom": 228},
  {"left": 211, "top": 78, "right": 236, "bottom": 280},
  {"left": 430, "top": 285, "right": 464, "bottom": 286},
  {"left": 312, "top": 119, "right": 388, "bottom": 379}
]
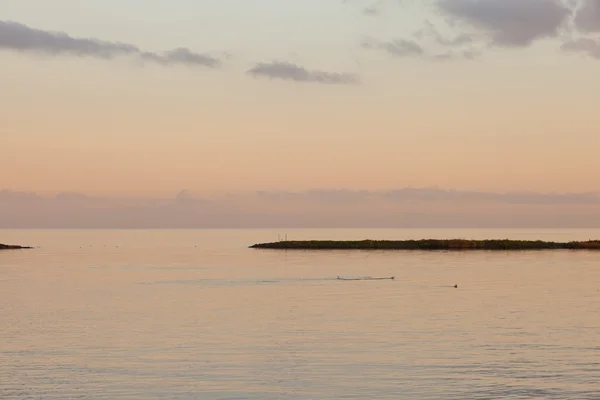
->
[
  {"left": 0, "top": 243, "right": 33, "bottom": 250},
  {"left": 250, "top": 239, "right": 600, "bottom": 251}
]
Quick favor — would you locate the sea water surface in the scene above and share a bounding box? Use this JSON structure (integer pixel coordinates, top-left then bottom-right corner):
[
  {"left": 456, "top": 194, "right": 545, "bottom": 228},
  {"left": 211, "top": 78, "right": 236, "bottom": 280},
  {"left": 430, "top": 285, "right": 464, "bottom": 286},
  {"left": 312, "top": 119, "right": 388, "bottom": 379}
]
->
[{"left": 1, "top": 229, "right": 600, "bottom": 399}]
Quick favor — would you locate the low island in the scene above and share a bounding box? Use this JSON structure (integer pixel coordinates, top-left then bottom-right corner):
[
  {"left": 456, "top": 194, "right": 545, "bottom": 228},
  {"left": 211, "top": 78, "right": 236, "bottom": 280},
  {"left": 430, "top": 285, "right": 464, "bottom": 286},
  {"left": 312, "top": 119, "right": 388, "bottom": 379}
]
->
[
  {"left": 0, "top": 243, "right": 33, "bottom": 250},
  {"left": 250, "top": 239, "right": 600, "bottom": 251}
]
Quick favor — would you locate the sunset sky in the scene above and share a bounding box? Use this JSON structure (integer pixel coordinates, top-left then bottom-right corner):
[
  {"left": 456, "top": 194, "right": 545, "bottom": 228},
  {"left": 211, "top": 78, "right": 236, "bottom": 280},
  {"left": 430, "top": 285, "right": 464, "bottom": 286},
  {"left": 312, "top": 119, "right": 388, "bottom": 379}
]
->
[{"left": 2, "top": 0, "right": 600, "bottom": 227}]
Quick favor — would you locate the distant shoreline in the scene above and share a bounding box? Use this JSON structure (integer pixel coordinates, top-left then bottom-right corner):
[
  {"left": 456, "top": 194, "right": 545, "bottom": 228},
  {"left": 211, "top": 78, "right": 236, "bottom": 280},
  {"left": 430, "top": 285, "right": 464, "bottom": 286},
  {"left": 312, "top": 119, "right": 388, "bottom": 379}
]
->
[
  {"left": 0, "top": 243, "right": 33, "bottom": 250},
  {"left": 250, "top": 239, "right": 600, "bottom": 250}
]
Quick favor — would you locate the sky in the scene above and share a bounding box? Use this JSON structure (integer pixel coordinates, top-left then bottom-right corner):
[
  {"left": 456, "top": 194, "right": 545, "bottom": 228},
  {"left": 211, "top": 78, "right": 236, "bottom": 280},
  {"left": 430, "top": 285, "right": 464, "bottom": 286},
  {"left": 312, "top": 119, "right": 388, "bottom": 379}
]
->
[{"left": 2, "top": 0, "right": 600, "bottom": 227}]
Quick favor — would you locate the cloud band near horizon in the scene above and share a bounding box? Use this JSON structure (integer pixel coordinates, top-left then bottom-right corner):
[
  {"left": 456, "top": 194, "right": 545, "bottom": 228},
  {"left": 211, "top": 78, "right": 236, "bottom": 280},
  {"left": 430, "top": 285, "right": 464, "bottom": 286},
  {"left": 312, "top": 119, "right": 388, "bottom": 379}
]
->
[{"left": 2, "top": 187, "right": 600, "bottom": 228}]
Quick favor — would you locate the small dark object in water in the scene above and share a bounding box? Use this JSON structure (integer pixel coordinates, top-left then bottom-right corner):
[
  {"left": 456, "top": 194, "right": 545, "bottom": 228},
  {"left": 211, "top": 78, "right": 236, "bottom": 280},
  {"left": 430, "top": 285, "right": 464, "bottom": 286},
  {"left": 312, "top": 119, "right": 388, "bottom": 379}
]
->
[{"left": 454, "top": 284, "right": 458, "bottom": 288}]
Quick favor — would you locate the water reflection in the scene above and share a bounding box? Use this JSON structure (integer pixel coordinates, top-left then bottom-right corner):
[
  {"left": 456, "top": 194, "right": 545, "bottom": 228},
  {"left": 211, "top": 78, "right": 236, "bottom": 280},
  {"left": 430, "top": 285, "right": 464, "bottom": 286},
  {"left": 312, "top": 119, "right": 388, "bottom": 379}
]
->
[{"left": 2, "top": 229, "right": 600, "bottom": 399}]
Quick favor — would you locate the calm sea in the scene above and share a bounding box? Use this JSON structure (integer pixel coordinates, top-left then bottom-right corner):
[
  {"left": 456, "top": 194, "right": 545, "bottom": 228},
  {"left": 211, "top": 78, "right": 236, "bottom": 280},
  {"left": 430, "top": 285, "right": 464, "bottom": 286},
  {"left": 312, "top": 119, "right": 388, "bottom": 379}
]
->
[{"left": 2, "top": 229, "right": 600, "bottom": 399}]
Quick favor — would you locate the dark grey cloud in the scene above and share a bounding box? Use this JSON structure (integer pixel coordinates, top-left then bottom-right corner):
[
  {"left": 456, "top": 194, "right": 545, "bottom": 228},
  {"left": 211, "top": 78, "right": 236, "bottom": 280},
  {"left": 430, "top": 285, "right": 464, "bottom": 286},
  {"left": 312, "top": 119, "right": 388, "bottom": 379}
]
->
[
  {"left": 247, "top": 61, "right": 359, "bottom": 84},
  {"left": 574, "top": 0, "right": 600, "bottom": 32},
  {"left": 437, "top": 0, "right": 572, "bottom": 47},
  {"left": 0, "top": 20, "right": 220, "bottom": 68}
]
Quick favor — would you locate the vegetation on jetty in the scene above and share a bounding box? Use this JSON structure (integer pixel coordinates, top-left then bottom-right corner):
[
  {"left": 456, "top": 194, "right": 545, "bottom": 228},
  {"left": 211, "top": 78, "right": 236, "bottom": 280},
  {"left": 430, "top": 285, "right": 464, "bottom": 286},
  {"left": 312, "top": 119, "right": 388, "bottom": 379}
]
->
[
  {"left": 250, "top": 239, "right": 600, "bottom": 251},
  {"left": 0, "top": 243, "right": 32, "bottom": 250}
]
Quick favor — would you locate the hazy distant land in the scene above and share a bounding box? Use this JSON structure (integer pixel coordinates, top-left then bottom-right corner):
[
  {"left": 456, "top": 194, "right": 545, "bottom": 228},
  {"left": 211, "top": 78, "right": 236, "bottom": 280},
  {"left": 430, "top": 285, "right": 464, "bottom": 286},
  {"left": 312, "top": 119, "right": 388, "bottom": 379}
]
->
[{"left": 250, "top": 239, "right": 600, "bottom": 250}]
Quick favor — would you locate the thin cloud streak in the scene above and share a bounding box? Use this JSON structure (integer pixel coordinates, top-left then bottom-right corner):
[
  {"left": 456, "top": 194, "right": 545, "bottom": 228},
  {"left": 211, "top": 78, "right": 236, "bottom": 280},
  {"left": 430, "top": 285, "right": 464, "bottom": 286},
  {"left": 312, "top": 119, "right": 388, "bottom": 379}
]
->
[
  {"left": 0, "top": 20, "right": 221, "bottom": 68},
  {"left": 247, "top": 61, "right": 359, "bottom": 84},
  {"left": 362, "top": 38, "right": 425, "bottom": 57},
  {"left": 361, "top": 36, "right": 479, "bottom": 61}
]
